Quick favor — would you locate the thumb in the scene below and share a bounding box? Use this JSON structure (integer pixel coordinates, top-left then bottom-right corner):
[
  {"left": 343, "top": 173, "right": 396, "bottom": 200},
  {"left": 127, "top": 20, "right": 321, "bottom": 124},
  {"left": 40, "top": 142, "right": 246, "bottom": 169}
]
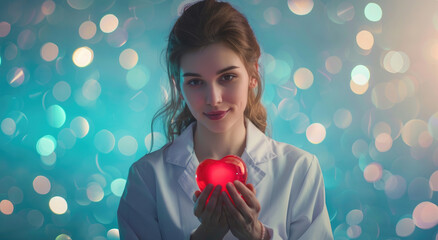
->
[{"left": 193, "top": 190, "right": 201, "bottom": 202}]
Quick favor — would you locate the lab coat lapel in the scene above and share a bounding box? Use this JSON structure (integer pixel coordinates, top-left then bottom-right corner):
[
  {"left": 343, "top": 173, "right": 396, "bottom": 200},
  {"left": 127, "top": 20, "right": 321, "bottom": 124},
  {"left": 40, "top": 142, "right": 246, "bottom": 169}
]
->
[{"left": 165, "top": 117, "right": 277, "bottom": 202}]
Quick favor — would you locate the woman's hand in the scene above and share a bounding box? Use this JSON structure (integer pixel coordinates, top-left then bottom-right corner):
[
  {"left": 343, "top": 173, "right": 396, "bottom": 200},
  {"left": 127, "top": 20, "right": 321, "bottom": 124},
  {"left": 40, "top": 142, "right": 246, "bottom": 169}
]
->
[
  {"left": 221, "top": 180, "right": 264, "bottom": 240},
  {"left": 192, "top": 184, "right": 229, "bottom": 239}
]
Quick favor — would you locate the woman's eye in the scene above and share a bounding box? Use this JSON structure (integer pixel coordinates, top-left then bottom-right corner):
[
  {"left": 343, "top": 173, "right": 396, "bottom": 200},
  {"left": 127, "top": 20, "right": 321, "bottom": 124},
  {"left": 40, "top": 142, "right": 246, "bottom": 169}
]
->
[
  {"left": 222, "top": 74, "right": 236, "bottom": 81},
  {"left": 187, "top": 79, "right": 201, "bottom": 86}
]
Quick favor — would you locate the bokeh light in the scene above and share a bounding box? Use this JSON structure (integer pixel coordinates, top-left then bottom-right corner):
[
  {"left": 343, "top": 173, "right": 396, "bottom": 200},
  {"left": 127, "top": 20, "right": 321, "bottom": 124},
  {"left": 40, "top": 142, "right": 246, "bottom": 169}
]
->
[
  {"left": 41, "top": 1, "right": 55, "bottom": 15},
  {"left": 72, "top": 46, "right": 94, "bottom": 67},
  {"left": 100, "top": 14, "right": 119, "bottom": 33},
  {"left": 293, "top": 67, "right": 314, "bottom": 90},
  {"left": 82, "top": 79, "right": 101, "bottom": 101},
  {"left": 412, "top": 201, "right": 438, "bottom": 229},
  {"left": 53, "top": 81, "right": 71, "bottom": 102},
  {"left": 49, "top": 196, "right": 68, "bottom": 215},
  {"left": 364, "top": 2, "right": 382, "bottom": 22},
  {"left": 356, "top": 30, "right": 374, "bottom": 50},
  {"left": 364, "top": 162, "right": 382, "bottom": 182},
  {"left": 287, "top": 0, "right": 314, "bottom": 15},
  {"left": 396, "top": 218, "right": 415, "bottom": 237},
  {"left": 40, "top": 42, "right": 59, "bottom": 62},
  {"left": 0, "top": 200, "right": 14, "bottom": 215},
  {"left": 111, "top": 178, "right": 126, "bottom": 197},
  {"left": 33, "top": 176, "right": 51, "bottom": 195},
  {"left": 79, "top": 21, "right": 97, "bottom": 40},
  {"left": 1, "top": 118, "right": 16, "bottom": 136},
  {"left": 0, "top": 21, "right": 11, "bottom": 37},
  {"left": 119, "top": 48, "right": 139, "bottom": 70},
  {"left": 126, "top": 66, "right": 150, "bottom": 90},
  {"left": 306, "top": 123, "right": 326, "bottom": 144},
  {"left": 351, "top": 65, "right": 370, "bottom": 86},
  {"left": 46, "top": 105, "right": 66, "bottom": 128},
  {"left": 94, "top": 129, "right": 115, "bottom": 153},
  {"left": 118, "top": 136, "right": 138, "bottom": 156},
  {"left": 36, "top": 135, "right": 57, "bottom": 156},
  {"left": 70, "top": 116, "right": 90, "bottom": 138},
  {"left": 325, "top": 56, "right": 342, "bottom": 74}
]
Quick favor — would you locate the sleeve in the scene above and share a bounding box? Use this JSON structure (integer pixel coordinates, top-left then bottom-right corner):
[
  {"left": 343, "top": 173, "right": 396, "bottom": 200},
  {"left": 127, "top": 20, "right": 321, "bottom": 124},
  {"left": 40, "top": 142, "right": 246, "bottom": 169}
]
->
[
  {"left": 117, "top": 162, "right": 163, "bottom": 240},
  {"left": 288, "top": 155, "right": 333, "bottom": 240}
]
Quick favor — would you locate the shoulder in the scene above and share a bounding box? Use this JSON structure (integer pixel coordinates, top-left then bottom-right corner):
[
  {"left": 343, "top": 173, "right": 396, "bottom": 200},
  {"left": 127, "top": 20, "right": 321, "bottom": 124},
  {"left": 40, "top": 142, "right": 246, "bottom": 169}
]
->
[
  {"left": 129, "top": 142, "right": 172, "bottom": 172},
  {"left": 269, "top": 138, "right": 317, "bottom": 173}
]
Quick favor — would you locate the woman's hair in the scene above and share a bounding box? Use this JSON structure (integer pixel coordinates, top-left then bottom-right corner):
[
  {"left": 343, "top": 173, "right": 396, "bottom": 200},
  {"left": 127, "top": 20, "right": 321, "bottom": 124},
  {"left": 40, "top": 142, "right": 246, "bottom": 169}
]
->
[{"left": 149, "top": 0, "right": 271, "bottom": 152}]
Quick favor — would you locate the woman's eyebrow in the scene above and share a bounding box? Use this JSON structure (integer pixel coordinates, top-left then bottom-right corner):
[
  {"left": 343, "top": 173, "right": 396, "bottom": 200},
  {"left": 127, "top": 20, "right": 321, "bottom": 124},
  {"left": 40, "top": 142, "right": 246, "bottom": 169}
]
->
[{"left": 182, "top": 66, "right": 239, "bottom": 77}]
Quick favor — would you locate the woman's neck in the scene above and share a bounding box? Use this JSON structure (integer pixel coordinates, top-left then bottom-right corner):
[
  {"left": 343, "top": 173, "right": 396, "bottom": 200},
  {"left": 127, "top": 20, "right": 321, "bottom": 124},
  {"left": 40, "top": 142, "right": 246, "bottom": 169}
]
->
[{"left": 193, "top": 118, "right": 247, "bottom": 162}]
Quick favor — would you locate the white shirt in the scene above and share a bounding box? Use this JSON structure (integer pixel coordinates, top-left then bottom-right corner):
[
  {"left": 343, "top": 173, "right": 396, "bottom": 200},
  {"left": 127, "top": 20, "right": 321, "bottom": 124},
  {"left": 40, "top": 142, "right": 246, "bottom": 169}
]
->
[{"left": 117, "top": 117, "right": 334, "bottom": 240}]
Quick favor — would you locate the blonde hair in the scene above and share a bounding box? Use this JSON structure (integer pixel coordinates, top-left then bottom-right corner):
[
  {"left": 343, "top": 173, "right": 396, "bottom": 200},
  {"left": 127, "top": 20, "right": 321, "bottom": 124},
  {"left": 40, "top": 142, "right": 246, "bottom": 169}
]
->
[{"left": 149, "top": 0, "right": 271, "bottom": 152}]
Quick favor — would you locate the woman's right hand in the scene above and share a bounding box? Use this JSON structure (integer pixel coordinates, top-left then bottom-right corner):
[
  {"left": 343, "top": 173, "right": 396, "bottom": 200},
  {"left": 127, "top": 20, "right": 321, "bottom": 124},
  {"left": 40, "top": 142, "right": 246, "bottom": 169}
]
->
[{"left": 192, "top": 184, "right": 229, "bottom": 239}]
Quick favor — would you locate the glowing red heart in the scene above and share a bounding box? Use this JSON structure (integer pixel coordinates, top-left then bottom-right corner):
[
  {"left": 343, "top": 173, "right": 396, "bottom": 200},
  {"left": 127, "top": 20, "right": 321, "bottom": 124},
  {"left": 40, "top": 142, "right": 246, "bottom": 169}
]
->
[{"left": 195, "top": 155, "right": 247, "bottom": 205}]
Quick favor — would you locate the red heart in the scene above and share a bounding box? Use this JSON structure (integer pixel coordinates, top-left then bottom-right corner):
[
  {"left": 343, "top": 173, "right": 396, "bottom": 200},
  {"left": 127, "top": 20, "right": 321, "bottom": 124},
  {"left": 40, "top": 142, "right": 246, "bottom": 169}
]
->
[{"left": 195, "top": 155, "right": 247, "bottom": 206}]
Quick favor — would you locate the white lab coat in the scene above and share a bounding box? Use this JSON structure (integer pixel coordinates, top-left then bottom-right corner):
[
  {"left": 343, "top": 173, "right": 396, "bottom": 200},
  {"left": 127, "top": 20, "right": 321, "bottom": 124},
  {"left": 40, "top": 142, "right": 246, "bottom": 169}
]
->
[{"left": 117, "top": 117, "right": 334, "bottom": 240}]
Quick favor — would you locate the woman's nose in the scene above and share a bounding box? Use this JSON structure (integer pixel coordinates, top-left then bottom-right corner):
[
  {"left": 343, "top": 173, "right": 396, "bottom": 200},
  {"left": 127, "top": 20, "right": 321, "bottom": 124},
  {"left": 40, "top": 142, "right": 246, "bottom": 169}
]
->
[{"left": 205, "top": 84, "right": 222, "bottom": 106}]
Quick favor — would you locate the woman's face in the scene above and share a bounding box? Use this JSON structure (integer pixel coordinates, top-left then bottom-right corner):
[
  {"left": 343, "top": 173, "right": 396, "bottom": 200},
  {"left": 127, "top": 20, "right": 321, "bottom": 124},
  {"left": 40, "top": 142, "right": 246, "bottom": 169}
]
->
[{"left": 179, "top": 42, "right": 257, "bottom": 133}]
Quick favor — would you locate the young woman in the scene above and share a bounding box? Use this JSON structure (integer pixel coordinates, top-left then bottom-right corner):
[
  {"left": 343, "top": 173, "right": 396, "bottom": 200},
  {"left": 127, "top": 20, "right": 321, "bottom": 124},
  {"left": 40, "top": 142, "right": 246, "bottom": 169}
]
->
[{"left": 117, "top": 0, "right": 333, "bottom": 239}]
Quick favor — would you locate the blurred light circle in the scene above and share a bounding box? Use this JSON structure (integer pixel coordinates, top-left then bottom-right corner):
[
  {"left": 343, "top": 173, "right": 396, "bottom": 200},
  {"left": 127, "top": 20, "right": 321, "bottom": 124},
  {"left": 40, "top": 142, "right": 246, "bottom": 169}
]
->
[
  {"left": 385, "top": 79, "right": 408, "bottom": 103},
  {"left": 72, "top": 46, "right": 93, "bottom": 67},
  {"left": 293, "top": 67, "right": 313, "bottom": 90},
  {"left": 356, "top": 30, "right": 374, "bottom": 50},
  {"left": 70, "top": 116, "right": 89, "bottom": 138},
  {"left": 1, "top": 118, "right": 16, "bottom": 136},
  {"left": 33, "top": 175, "right": 51, "bottom": 195},
  {"left": 107, "top": 228, "right": 120, "bottom": 240},
  {"left": 346, "top": 225, "right": 361, "bottom": 239},
  {"left": 352, "top": 139, "right": 368, "bottom": 158},
  {"left": 418, "top": 130, "right": 433, "bottom": 148},
  {"left": 41, "top": 1, "right": 55, "bottom": 15},
  {"left": 111, "top": 178, "right": 126, "bottom": 197},
  {"left": 126, "top": 66, "right": 150, "bottom": 90},
  {"left": 52, "top": 81, "right": 71, "bottom": 102},
  {"left": 0, "top": 21, "right": 11, "bottom": 37},
  {"left": 145, "top": 132, "right": 166, "bottom": 152},
  {"left": 94, "top": 129, "right": 115, "bottom": 153},
  {"left": 17, "top": 29, "right": 36, "bottom": 50},
  {"left": 27, "top": 209, "right": 44, "bottom": 228},
  {"left": 428, "top": 112, "right": 438, "bottom": 140},
  {"left": 57, "top": 128, "right": 76, "bottom": 149},
  {"left": 55, "top": 234, "right": 72, "bottom": 240},
  {"left": 325, "top": 56, "right": 342, "bottom": 74},
  {"left": 278, "top": 98, "right": 300, "bottom": 120},
  {"left": 287, "top": 0, "right": 314, "bottom": 15},
  {"left": 333, "top": 108, "right": 352, "bottom": 129},
  {"left": 375, "top": 133, "right": 392, "bottom": 152},
  {"left": 384, "top": 175, "right": 407, "bottom": 199},
  {"left": 372, "top": 121, "right": 391, "bottom": 139},
  {"left": 364, "top": 162, "right": 382, "bottom": 182},
  {"left": 79, "top": 20, "right": 97, "bottom": 40},
  {"left": 401, "top": 119, "right": 428, "bottom": 147},
  {"left": 87, "top": 182, "right": 104, "bottom": 202},
  {"left": 4, "top": 43, "right": 18, "bottom": 60},
  {"left": 40, "top": 42, "right": 59, "bottom": 62},
  {"left": 0, "top": 200, "right": 13, "bottom": 215},
  {"left": 264, "top": 7, "right": 282, "bottom": 25},
  {"left": 430, "top": 170, "right": 438, "bottom": 191},
  {"left": 7, "top": 67, "right": 26, "bottom": 88},
  {"left": 82, "top": 79, "right": 101, "bottom": 101},
  {"left": 306, "top": 123, "right": 326, "bottom": 144},
  {"left": 351, "top": 65, "right": 370, "bottom": 86},
  {"left": 396, "top": 218, "right": 415, "bottom": 237},
  {"left": 346, "top": 209, "right": 363, "bottom": 225},
  {"left": 41, "top": 152, "right": 57, "bottom": 166},
  {"left": 412, "top": 201, "right": 438, "bottom": 229},
  {"left": 118, "top": 135, "right": 138, "bottom": 156},
  {"left": 383, "top": 51, "right": 410, "bottom": 73},
  {"left": 350, "top": 79, "right": 368, "bottom": 95},
  {"left": 272, "top": 59, "right": 292, "bottom": 85},
  {"left": 36, "top": 135, "right": 57, "bottom": 156},
  {"left": 49, "top": 196, "right": 68, "bottom": 215},
  {"left": 371, "top": 82, "right": 394, "bottom": 110},
  {"left": 364, "top": 2, "right": 382, "bottom": 22},
  {"left": 67, "top": 0, "right": 93, "bottom": 10},
  {"left": 46, "top": 105, "right": 66, "bottom": 128},
  {"left": 100, "top": 14, "right": 119, "bottom": 33},
  {"left": 119, "top": 49, "right": 138, "bottom": 70}
]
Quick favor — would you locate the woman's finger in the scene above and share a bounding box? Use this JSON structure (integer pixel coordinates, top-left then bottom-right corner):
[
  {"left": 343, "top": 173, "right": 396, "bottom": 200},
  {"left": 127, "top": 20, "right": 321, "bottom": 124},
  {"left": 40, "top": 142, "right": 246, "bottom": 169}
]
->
[
  {"left": 194, "top": 184, "right": 213, "bottom": 216},
  {"left": 234, "top": 181, "right": 259, "bottom": 210},
  {"left": 222, "top": 191, "right": 245, "bottom": 224},
  {"left": 225, "top": 183, "right": 253, "bottom": 223},
  {"left": 205, "top": 185, "right": 221, "bottom": 212},
  {"left": 193, "top": 190, "right": 201, "bottom": 203}
]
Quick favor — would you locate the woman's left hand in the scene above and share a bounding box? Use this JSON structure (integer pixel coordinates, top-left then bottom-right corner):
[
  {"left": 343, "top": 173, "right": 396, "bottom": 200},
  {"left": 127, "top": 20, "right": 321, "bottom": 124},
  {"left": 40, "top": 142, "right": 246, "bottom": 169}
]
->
[{"left": 221, "top": 180, "right": 263, "bottom": 240}]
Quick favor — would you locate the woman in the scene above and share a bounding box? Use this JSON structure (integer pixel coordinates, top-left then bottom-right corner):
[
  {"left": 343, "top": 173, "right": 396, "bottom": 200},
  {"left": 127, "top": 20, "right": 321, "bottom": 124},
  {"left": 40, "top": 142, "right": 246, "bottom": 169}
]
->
[{"left": 117, "top": 0, "right": 333, "bottom": 239}]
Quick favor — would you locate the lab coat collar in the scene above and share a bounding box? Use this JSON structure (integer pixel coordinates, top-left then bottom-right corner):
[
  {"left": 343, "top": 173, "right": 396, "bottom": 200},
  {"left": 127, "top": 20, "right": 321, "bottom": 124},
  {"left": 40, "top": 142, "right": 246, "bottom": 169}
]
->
[{"left": 164, "top": 117, "right": 277, "bottom": 201}]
